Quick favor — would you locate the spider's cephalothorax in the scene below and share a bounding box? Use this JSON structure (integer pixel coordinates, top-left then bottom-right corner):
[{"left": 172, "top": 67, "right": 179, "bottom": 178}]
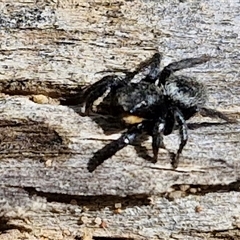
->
[{"left": 83, "top": 52, "right": 230, "bottom": 172}]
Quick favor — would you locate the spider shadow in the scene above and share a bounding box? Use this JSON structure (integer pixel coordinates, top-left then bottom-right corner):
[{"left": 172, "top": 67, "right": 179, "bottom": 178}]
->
[{"left": 187, "top": 121, "right": 230, "bottom": 130}]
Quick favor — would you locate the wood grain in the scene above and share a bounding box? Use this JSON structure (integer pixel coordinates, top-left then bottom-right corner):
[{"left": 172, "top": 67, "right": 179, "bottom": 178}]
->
[{"left": 0, "top": 0, "right": 239, "bottom": 239}]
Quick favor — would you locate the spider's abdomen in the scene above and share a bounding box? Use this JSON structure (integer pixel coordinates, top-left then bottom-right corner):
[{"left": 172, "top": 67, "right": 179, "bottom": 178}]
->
[
  {"left": 113, "top": 82, "right": 166, "bottom": 119},
  {"left": 165, "top": 75, "right": 207, "bottom": 109}
]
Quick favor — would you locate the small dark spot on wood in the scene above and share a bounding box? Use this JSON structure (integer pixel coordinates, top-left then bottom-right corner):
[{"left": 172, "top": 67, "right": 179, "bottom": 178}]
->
[{"left": 0, "top": 119, "right": 69, "bottom": 160}]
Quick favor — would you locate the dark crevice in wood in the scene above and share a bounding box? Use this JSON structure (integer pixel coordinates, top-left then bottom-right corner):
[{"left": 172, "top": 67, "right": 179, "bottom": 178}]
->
[
  {"left": 0, "top": 217, "right": 32, "bottom": 233},
  {"left": 190, "top": 228, "right": 240, "bottom": 240},
  {"left": 60, "top": 92, "right": 85, "bottom": 106},
  {"left": 210, "top": 231, "right": 240, "bottom": 240},
  {"left": 0, "top": 78, "right": 84, "bottom": 99},
  {"left": 169, "top": 180, "right": 240, "bottom": 198},
  {"left": 22, "top": 187, "right": 151, "bottom": 210}
]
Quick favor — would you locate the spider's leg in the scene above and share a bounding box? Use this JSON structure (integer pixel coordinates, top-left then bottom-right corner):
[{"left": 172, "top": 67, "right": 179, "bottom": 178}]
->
[
  {"left": 159, "top": 55, "right": 210, "bottom": 85},
  {"left": 96, "top": 69, "right": 136, "bottom": 80},
  {"left": 171, "top": 109, "right": 188, "bottom": 168},
  {"left": 200, "top": 107, "right": 235, "bottom": 123},
  {"left": 130, "top": 52, "right": 162, "bottom": 84},
  {"left": 87, "top": 123, "right": 145, "bottom": 172},
  {"left": 83, "top": 75, "right": 125, "bottom": 114},
  {"left": 97, "top": 53, "right": 162, "bottom": 84},
  {"left": 152, "top": 121, "right": 165, "bottom": 163}
]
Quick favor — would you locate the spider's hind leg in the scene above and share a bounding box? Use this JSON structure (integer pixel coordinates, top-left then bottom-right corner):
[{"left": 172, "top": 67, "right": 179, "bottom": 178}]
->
[
  {"left": 171, "top": 108, "right": 188, "bottom": 168},
  {"left": 159, "top": 55, "right": 210, "bottom": 85}
]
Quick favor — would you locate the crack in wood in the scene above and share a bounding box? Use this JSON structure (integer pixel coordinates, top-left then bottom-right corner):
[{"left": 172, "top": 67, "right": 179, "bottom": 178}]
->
[
  {"left": 0, "top": 79, "right": 84, "bottom": 99},
  {"left": 22, "top": 186, "right": 151, "bottom": 211},
  {"left": 187, "top": 228, "right": 240, "bottom": 240},
  {"left": 0, "top": 216, "right": 32, "bottom": 233},
  {"left": 167, "top": 180, "right": 240, "bottom": 199}
]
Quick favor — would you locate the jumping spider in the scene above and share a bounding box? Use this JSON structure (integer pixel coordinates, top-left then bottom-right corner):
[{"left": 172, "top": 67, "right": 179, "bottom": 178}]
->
[{"left": 83, "top": 52, "right": 231, "bottom": 172}]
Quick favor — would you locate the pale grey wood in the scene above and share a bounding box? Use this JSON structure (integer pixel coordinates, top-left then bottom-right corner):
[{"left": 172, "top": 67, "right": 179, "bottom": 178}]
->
[{"left": 0, "top": 0, "right": 240, "bottom": 239}]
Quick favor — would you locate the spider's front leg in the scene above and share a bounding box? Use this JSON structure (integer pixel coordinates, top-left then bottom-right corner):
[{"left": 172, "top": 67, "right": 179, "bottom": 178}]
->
[
  {"left": 171, "top": 108, "right": 188, "bottom": 168},
  {"left": 159, "top": 55, "right": 210, "bottom": 85},
  {"left": 87, "top": 123, "right": 146, "bottom": 172},
  {"left": 83, "top": 75, "right": 126, "bottom": 114},
  {"left": 151, "top": 120, "right": 165, "bottom": 163}
]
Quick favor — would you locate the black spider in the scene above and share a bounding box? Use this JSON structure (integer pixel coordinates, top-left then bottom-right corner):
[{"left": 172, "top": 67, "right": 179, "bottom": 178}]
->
[{"left": 83, "top": 52, "right": 231, "bottom": 172}]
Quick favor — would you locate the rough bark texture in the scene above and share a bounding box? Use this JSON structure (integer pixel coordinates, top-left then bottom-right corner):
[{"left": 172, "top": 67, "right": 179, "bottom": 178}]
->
[{"left": 0, "top": 0, "right": 240, "bottom": 239}]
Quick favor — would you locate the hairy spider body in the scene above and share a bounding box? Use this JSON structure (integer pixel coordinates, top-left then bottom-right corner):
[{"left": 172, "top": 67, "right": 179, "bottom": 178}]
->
[
  {"left": 83, "top": 53, "right": 230, "bottom": 172},
  {"left": 114, "top": 82, "right": 166, "bottom": 118}
]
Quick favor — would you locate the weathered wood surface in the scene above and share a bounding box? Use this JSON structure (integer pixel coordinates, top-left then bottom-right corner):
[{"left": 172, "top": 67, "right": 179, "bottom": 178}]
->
[{"left": 0, "top": 0, "right": 240, "bottom": 239}]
